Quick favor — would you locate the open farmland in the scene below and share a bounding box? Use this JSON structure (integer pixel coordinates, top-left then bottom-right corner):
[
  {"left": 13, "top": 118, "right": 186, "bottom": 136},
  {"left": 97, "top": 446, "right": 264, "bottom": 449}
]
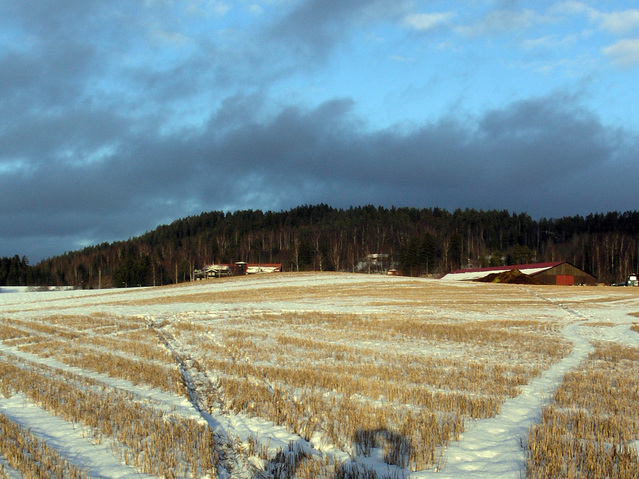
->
[{"left": 1, "top": 273, "right": 639, "bottom": 478}]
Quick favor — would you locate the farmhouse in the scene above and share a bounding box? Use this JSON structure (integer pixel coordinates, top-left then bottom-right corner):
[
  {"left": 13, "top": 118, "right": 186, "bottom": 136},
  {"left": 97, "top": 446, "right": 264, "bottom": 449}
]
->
[{"left": 441, "top": 261, "right": 597, "bottom": 286}]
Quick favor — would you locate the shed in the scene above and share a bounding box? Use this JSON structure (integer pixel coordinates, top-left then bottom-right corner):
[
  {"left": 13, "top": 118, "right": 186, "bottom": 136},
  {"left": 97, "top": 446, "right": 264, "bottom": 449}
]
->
[{"left": 441, "top": 261, "right": 597, "bottom": 286}]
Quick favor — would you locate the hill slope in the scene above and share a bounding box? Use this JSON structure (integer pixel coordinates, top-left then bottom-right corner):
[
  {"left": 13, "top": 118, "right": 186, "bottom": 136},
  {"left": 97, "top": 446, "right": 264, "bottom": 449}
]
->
[{"left": 2, "top": 205, "right": 638, "bottom": 288}]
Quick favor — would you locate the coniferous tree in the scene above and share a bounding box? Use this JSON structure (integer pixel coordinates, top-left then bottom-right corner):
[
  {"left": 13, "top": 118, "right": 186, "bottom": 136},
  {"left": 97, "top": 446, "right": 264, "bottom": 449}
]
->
[{"left": 4, "top": 206, "right": 638, "bottom": 286}]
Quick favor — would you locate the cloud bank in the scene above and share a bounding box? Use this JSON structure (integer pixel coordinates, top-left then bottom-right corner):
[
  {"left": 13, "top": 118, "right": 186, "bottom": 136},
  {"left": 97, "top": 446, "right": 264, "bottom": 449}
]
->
[{"left": 1, "top": 1, "right": 638, "bottom": 261}]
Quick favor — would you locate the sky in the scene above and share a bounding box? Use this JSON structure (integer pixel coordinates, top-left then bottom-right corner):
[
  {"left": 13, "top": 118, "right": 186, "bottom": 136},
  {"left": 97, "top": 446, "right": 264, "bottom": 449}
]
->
[{"left": 1, "top": 0, "right": 639, "bottom": 262}]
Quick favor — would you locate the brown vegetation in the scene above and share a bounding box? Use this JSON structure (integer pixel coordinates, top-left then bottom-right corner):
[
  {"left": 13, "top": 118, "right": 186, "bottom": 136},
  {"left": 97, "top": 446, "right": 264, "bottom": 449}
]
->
[
  {"left": 3, "top": 274, "right": 634, "bottom": 477},
  {"left": 0, "top": 413, "right": 88, "bottom": 479},
  {"left": 0, "top": 353, "right": 218, "bottom": 478},
  {"left": 526, "top": 342, "right": 639, "bottom": 478},
  {"left": 168, "top": 295, "right": 570, "bottom": 471}
]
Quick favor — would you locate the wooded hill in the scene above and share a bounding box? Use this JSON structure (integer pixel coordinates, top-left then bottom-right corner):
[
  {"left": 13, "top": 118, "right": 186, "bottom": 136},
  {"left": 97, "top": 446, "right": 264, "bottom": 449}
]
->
[{"left": 2, "top": 205, "right": 638, "bottom": 288}]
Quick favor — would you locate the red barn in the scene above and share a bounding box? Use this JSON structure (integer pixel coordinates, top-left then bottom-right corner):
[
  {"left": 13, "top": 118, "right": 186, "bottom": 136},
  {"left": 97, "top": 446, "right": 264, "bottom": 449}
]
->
[{"left": 441, "top": 261, "right": 597, "bottom": 286}]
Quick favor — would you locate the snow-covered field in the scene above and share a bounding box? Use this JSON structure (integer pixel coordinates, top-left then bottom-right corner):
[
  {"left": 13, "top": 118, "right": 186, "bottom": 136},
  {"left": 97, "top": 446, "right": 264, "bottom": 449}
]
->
[{"left": 1, "top": 273, "right": 638, "bottom": 478}]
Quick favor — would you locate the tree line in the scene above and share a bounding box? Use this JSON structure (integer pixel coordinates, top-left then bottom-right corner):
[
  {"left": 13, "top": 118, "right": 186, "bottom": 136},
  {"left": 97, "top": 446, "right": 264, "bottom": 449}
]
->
[{"left": 1, "top": 205, "right": 638, "bottom": 288}]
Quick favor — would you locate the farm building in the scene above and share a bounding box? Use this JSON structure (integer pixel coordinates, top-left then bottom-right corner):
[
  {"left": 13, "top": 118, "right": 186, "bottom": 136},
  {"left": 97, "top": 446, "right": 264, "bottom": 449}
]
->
[
  {"left": 194, "top": 262, "right": 282, "bottom": 279},
  {"left": 238, "top": 263, "right": 282, "bottom": 274},
  {"left": 441, "top": 261, "right": 597, "bottom": 286}
]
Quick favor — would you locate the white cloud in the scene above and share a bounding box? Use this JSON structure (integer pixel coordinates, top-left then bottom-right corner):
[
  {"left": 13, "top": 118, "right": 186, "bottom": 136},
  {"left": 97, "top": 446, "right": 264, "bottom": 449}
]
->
[
  {"left": 144, "top": 0, "right": 173, "bottom": 6},
  {"left": 403, "top": 12, "right": 454, "bottom": 32},
  {"left": 457, "top": 9, "right": 537, "bottom": 36},
  {"left": 509, "top": 54, "right": 597, "bottom": 77},
  {"left": 520, "top": 27, "right": 595, "bottom": 56},
  {"left": 213, "top": 2, "right": 232, "bottom": 17},
  {"left": 603, "top": 38, "right": 639, "bottom": 67},
  {"left": 184, "top": 0, "right": 231, "bottom": 18},
  {"left": 552, "top": 4, "right": 639, "bottom": 35},
  {"left": 249, "top": 4, "right": 264, "bottom": 16},
  {"left": 522, "top": 34, "right": 577, "bottom": 50},
  {"left": 150, "top": 27, "right": 194, "bottom": 47},
  {"left": 389, "top": 54, "right": 415, "bottom": 63},
  {"left": 0, "top": 158, "right": 31, "bottom": 176},
  {"left": 598, "top": 10, "right": 639, "bottom": 35},
  {"left": 549, "top": 1, "right": 594, "bottom": 16}
]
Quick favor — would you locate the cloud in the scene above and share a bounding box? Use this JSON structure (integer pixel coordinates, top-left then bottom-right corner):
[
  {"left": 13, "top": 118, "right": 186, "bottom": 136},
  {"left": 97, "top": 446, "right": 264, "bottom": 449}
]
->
[
  {"left": 205, "top": 92, "right": 635, "bottom": 225},
  {"left": 597, "top": 9, "right": 639, "bottom": 35},
  {"left": 1, "top": 1, "right": 638, "bottom": 261},
  {"left": 521, "top": 33, "right": 579, "bottom": 50},
  {"left": 2, "top": 88, "right": 637, "bottom": 260},
  {"left": 549, "top": 1, "right": 594, "bottom": 16},
  {"left": 458, "top": 8, "right": 538, "bottom": 36},
  {"left": 603, "top": 39, "right": 639, "bottom": 67},
  {"left": 248, "top": 4, "right": 264, "bottom": 16},
  {"left": 552, "top": 4, "right": 639, "bottom": 35},
  {"left": 261, "top": 0, "right": 411, "bottom": 61},
  {"left": 402, "top": 12, "right": 455, "bottom": 32}
]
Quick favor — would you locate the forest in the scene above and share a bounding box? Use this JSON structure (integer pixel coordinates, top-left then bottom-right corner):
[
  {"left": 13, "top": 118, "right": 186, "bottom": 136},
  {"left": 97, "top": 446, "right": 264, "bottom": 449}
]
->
[{"left": 1, "top": 205, "right": 638, "bottom": 288}]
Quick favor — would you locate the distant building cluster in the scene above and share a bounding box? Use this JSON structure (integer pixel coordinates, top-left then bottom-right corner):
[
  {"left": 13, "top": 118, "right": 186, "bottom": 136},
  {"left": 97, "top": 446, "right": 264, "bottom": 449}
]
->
[
  {"left": 356, "top": 253, "right": 398, "bottom": 275},
  {"left": 194, "top": 262, "right": 281, "bottom": 280}
]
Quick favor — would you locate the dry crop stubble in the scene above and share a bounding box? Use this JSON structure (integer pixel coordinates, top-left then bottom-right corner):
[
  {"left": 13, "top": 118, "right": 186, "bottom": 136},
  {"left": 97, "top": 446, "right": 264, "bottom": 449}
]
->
[
  {"left": 0, "top": 413, "right": 88, "bottom": 479},
  {"left": 526, "top": 342, "right": 639, "bottom": 478},
  {"left": 160, "top": 279, "right": 571, "bottom": 472},
  {"left": 0, "top": 324, "right": 28, "bottom": 341},
  {"left": 0, "top": 353, "right": 218, "bottom": 478},
  {"left": 0, "top": 274, "right": 590, "bottom": 476},
  {"left": 44, "top": 312, "right": 120, "bottom": 330},
  {"left": 3, "top": 312, "right": 186, "bottom": 394},
  {"left": 17, "top": 338, "right": 186, "bottom": 393}
]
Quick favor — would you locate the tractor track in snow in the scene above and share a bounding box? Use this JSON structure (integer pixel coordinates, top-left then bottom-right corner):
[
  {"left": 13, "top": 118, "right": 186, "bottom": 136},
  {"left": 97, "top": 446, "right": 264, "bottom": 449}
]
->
[
  {"left": 147, "top": 318, "right": 361, "bottom": 479},
  {"left": 148, "top": 319, "right": 257, "bottom": 479}
]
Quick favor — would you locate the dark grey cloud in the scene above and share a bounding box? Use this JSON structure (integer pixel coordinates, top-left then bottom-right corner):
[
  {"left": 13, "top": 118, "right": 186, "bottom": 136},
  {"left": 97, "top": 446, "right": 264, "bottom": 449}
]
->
[
  {"left": 200, "top": 92, "right": 635, "bottom": 217},
  {"left": 261, "top": 0, "right": 411, "bottom": 66},
  {"left": 1, "top": 88, "right": 637, "bottom": 261}
]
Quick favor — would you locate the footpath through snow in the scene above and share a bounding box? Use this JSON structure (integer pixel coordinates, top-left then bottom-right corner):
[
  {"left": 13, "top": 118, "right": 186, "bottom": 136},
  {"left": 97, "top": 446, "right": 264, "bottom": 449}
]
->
[
  {"left": 419, "top": 286, "right": 639, "bottom": 478},
  {"left": 419, "top": 322, "right": 591, "bottom": 478},
  {"left": 2, "top": 275, "right": 639, "bottom": 478}
]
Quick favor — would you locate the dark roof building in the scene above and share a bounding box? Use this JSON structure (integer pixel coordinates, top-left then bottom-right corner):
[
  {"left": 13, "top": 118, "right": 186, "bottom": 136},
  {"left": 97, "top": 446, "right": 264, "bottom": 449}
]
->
[{"left": 441, "top": 261, "right": 597, "bottom": 286}]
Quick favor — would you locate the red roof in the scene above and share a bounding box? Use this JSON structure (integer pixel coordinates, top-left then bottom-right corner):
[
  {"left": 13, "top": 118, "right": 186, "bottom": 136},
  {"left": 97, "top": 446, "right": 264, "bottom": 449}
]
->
[{"left": 449, "top": 261, "right": 565, "bottom": 275}]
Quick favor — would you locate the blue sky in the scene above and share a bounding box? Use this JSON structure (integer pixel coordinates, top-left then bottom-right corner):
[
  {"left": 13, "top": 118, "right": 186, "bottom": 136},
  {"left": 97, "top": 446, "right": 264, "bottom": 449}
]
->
[{"left": 1, "top": 0, "right": 639, "bottom": 261}]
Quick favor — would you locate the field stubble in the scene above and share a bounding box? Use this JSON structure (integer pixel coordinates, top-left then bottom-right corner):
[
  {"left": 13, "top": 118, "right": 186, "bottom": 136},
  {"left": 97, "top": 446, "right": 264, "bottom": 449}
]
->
[
  {"left": 526, "top": 342, "right": 639, "bottom": 478},
  {"left": 161, "top": 280, "right": 572, "bottom": 473},
  {"left": 0, "top": 275, "right": 604, "bottom": 478}
]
